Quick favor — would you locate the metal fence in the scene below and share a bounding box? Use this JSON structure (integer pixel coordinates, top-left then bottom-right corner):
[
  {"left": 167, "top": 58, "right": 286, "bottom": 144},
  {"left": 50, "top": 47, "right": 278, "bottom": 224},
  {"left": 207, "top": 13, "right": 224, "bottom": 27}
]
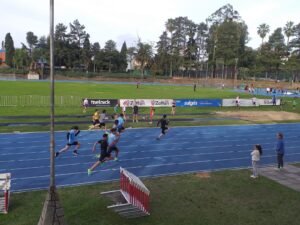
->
[{"left": 0, "top": 95, "right": 82, "bottom": 107}]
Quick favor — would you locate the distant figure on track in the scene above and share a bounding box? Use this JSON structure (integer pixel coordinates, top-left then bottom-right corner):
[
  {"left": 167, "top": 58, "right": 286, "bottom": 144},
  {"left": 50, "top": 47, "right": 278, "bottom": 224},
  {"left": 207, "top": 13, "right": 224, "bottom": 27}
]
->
[
  {"left": 133, "top": 104, "right": 139, "bottom": 123},
  {"left": 171, "top": 100, "right": 176, "bottom": 116},
  {"left": 156, "top": 114, "right": 169, "bottom": 140},
  {"left": 149, "top": 105, "right": 155, "bottom": 124},
  {"left": 56, "top": 126, "right": 80, "bottom": 157},
  {"left": 193, "top": 83, "right": 196, "bottom": 92}
]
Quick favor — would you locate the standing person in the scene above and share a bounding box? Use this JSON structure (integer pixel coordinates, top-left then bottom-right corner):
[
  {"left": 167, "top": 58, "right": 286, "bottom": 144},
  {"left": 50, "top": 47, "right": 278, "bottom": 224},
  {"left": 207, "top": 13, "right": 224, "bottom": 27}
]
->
[
  {"left": 193, "top": 83, "right": 196, "bottom": 92},
  {"left": 156, "top": 114, "right": 169, "bottom": 140},
  {"left": 275, "top": 133, "right": 285, "bottom": 170},
  {"left": 133, "top": 104, "right": 139, "bottom": 123},
  {"left": 250, "top": 144, "right": 262, "bottom": 178},
  {"left": 88, "top": 133, "right": 113, "bottom": 175},
  {"left": 99, "top": 109, "right": 107, "bottom": 129},
  {"left": 292, "top": 97, "right": 297, "bottom": 110},
  {"left": 136, "top": 81, "right": 140, "bottom": 88},
  {"left": 56, "top": 126, "right": 80, "bottom": 157},
  {"left": 122, "top": 104, "right": 127, "bottom": 120},
  {"left": 171, "top": 101, "right": 176, "bottom": 116},
  {"left": 113, "top": 103, "right": 119, "bottom": 119},
  {"left": 82, "top": 98, "right": 88, "bottom": 113},
  {"left": 272, "top": 95, "right": 276, "bottom": 106},
  {"left": 117, "top": 113, "right": 125, "bottom": 133},
  {"left": 235, "top": 96, "right": 240, "bottom": 108},
  {"left": 149, "top": 105, "right": 155, "bottom": 124}
]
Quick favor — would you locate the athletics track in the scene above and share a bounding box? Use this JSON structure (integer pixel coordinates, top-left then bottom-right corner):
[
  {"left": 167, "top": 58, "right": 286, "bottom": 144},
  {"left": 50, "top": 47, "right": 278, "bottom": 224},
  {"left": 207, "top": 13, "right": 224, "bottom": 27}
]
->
[{"left": 0, "top": 123, "right": 300, "bottom": 192}]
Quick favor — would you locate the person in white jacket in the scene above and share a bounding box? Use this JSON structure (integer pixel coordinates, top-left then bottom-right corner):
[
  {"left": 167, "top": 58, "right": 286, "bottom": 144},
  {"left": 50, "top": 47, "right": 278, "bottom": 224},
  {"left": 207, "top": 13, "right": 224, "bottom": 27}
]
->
[{"left": 251, "top": 144, "right": 263, "bottom": 178}]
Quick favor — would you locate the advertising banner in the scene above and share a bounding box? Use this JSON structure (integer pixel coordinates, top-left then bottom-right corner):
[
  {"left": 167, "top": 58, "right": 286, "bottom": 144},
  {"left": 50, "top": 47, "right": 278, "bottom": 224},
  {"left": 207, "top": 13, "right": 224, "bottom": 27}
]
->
[
  {"left": 175, "top": 99, "right": 222, "bottom": 107},
  {"left": 222, "top": 99, "right": 281, "bottom": 107},
  {"left": 120, "top": 99, "right": 173, "bottom": 107},
  {"left": 83, "top": 99, "right": 118, "bottom": 107}
]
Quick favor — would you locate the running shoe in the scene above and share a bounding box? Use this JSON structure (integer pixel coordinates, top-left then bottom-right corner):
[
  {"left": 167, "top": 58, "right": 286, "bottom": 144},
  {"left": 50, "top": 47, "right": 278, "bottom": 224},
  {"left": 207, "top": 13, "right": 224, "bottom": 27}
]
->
[
  {"left": 114, "top": 157, "right": 119, "bottom": 161},
  {"left": 73, "top": 150, "right": 79, "bottom": 156},
  {"left": 94, "top": 154, "right": 100, "bottom": 159},
  {"left": 55, "top": 152, "right": 59, "bottom": 157},
  {"left": 87, "top": 169, "right": 92, "bottom": 176}
]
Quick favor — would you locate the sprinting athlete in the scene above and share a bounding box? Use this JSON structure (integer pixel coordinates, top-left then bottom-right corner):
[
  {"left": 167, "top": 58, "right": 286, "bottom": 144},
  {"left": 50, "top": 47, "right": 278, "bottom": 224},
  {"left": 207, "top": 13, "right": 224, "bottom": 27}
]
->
[
  {"left": 107, "top": 128, "right": 121, "bottom": 161},
  {"left": 156, "top": 114, "right": 169, "bottom": 140},
  {"left": 56, "top": 126, "right": 80, "bottom": 157},
  {"left": 92, "top": 109, "right": 100, "bottom": 129},
  {"left": 87, "top": 133, "right": 113, "bottom": 175}
]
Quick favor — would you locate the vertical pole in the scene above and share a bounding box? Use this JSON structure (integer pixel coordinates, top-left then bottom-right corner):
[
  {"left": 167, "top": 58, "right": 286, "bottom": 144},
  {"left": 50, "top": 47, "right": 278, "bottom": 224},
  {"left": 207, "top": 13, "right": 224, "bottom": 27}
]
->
[{"left": 50, "top": 0, "right": 55, "bottom": 188}]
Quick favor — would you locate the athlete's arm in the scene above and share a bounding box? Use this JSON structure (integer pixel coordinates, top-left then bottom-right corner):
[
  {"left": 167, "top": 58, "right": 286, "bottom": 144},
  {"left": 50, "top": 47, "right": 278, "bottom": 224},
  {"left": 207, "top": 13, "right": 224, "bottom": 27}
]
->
[{"left": 92, "top": 141, "right": 98, "bottom": 153}]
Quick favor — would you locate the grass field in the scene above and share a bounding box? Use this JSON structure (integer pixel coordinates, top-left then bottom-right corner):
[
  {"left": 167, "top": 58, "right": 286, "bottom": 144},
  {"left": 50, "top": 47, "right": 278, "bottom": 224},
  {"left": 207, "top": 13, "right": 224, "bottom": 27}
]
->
[
  {"left": 1, "top": 170, "right": 300, "bottom": 225},
  {"left": 1, "top": 80, "right": 300, "bottom": 224},
  {"left": 1, "top": 80, "right": 300, "bottom": 133}
]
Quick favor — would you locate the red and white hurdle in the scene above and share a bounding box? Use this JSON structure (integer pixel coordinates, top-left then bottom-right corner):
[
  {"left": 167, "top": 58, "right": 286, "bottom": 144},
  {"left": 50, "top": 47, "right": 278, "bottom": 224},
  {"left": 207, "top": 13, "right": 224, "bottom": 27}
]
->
[
  {"left": 0, "top": 173, "right": 11, "bottom": 214},
  {"left": 101, "top": 167, "right": 150, "bottom": 218}
]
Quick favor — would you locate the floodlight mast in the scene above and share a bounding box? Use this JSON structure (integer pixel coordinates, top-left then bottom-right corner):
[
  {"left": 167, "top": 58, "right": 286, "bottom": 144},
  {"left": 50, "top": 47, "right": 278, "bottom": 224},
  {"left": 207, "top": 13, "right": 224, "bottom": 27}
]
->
[{"left": 50, "top": 0, "right": 55, "bottom": 188}]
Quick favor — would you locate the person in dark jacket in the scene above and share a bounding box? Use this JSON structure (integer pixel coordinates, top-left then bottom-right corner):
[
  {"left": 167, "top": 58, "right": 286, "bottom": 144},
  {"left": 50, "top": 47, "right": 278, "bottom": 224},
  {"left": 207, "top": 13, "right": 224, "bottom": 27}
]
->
[{"left": 275, "top": 132, "right": 285, "bottom": 170}]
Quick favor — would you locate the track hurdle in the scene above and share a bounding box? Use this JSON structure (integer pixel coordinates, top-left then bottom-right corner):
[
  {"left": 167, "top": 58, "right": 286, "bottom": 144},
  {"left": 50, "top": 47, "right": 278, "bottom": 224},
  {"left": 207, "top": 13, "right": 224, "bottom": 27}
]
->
[
  {"left": 0, "top": 173, "right": 11, "bottom": 214},
  {"left": 101, "top": 167, "right": 150, "bottom": 218}
]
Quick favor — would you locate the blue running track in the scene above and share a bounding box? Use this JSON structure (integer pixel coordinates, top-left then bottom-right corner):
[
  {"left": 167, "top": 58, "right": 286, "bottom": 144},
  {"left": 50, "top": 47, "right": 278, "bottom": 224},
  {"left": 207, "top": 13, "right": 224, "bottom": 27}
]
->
[{"left": 1, "top": 123, "right": 300, "bottom": 192}]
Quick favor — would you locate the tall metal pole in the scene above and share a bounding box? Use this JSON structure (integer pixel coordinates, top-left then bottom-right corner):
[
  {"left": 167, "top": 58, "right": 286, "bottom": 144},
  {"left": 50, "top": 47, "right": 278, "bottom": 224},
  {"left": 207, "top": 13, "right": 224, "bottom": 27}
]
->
[{"left": 50, "top": 0, "right": 55, "bottom": 188}]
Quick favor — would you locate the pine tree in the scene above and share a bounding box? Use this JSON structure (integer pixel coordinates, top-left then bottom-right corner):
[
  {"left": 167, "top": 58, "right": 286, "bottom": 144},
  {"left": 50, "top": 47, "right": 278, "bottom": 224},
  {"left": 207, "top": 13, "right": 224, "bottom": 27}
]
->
[{"left": 4, "top": 33, "right": 15, "bottom": 67}]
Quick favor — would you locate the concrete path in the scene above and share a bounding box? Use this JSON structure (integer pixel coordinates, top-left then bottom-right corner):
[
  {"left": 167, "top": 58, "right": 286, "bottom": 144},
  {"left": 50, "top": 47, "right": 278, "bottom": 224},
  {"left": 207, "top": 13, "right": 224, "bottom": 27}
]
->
[{"left": 259, "top": 164, "right": 300, "bottom": 192}]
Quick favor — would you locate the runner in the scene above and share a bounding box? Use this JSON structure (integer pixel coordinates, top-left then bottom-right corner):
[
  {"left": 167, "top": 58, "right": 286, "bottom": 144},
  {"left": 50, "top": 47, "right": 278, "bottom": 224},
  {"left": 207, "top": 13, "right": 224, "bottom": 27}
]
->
[
  {"left": 56, "top": 126, "right": 80, "bottom": 157},
  {"left": 91, "top": 109, "right": 100, "bottom": 129},
  {"left": 107, "top": 128, "right": 121, "bottom": 161},
  {"left": 87, "top": 133, "right": 113, "bottom": 175},
  {"left": 235, "top": 96, "right": 240, "bottom": 108},
  {"left": 156, "top": 114, "right": 169, "bottom": 140}
]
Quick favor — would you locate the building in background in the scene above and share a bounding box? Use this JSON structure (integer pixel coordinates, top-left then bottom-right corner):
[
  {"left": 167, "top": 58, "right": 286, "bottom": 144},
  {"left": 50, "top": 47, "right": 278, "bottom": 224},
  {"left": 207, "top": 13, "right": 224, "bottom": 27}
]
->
[{"left": 0, "top": 49, "right": 6, "bottom": 65}]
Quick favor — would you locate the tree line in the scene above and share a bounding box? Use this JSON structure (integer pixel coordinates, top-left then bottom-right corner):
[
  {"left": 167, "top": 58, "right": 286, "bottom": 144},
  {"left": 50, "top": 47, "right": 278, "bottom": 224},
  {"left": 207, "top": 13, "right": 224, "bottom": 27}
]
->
[{"left": 2, "top": 4, "right": 300, "bottom": 80}]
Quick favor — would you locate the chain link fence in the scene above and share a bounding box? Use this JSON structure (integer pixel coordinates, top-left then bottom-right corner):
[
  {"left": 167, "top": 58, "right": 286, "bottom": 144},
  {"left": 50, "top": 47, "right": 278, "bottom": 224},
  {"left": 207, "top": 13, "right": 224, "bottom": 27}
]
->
[{"left": 0, "top": 95, "right": 82, "bottom": 107}]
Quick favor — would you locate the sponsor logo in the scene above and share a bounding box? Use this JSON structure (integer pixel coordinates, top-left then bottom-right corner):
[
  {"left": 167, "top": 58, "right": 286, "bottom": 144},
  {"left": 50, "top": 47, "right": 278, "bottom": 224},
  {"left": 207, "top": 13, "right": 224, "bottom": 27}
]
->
[{"left": 90, "top": 100, "right": 111, "bottom": 105}]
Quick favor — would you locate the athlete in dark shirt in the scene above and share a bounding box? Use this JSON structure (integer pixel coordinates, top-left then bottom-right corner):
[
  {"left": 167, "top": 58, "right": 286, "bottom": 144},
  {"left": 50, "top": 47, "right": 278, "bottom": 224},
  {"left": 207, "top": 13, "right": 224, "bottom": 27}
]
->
[
  {"left": 88, "top": 134, "right": 113, "bottom": 175},
  {"left": 133, "top": 105, "right": 139, "bottom": 123},
  {"left": 156, "top": 114, "right": 169, "bottom": 140}
]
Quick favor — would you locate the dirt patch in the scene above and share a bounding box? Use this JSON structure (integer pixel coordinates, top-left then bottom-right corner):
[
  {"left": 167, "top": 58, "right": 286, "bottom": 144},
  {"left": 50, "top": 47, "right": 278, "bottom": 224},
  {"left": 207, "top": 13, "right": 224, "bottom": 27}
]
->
[
  {"left": 216, "top": 111, "right": 300, "bottom": 122},
  {"left": 196, "top": 172, "right": 211, "bottom": 179}
]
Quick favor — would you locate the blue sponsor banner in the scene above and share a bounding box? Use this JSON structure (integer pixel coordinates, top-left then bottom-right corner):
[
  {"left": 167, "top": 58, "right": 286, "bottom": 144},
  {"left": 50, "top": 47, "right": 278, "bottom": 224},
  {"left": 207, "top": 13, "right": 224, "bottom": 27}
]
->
[{"left": 175, "top": 99, "right": 222, "bottom": 107}]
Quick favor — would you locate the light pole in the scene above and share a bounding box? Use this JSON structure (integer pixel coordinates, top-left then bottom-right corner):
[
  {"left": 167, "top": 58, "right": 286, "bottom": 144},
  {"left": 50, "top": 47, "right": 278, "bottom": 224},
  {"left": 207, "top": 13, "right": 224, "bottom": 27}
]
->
[
  {"left": 234, "top": 58, "right": 238, "bottom": 89},
  {"left": 38, "top": 1, "right": 66, "bottom": 224}
]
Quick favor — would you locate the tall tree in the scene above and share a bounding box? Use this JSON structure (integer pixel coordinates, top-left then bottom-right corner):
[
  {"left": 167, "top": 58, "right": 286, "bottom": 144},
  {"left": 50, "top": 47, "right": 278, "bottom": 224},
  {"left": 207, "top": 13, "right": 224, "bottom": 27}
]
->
[
  {"left": 257, "top": 23, "right": 270, "bottom": 45},
  {"left": 82, "top": 35, "right": 92, "bottom": 71},
  {"left": 103, "top": 40, "right": 118, "bottom": 72},
  {"left": 26, "top": 31, "right": 38, "bottom": 57},
  {"left": 119, "top": 41, "right": 128, "bottom": 72},
  {"left": 283, "top": 21, "right": 295, "bottom": 47},
  {"left": 135, "top": 40, "right": 153, "bottom": 77},
  {"left": 165, "top": 19, "right": 175, "bottom": 77},
  {"left": 13, "top": 48, "right": 30, "bottom": 69},
  {"left": 156, "top": 31, "right": 171, "bottom": 75},
  {"left": 4, "top": 33, "right": 15, "bottom": 67},
  {"left": 69, "top": 19, "right": 87, "bottom": 47}
]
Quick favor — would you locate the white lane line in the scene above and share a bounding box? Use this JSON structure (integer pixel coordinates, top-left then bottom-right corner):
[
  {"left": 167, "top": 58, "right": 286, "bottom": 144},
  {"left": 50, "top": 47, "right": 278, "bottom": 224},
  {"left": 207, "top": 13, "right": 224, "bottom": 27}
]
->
[{"left": 8, "top": 152, "right": 300, "bottom": 181}]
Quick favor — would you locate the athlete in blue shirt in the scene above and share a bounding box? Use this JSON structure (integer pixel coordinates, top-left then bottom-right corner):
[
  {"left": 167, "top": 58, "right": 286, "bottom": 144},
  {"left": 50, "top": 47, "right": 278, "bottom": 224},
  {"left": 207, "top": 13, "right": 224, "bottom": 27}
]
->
[
  {"left": 107, "top": 128, "right": 121, "bottom": 161},
  {"left": 117, "top": 114, "right": 125, "bottom": 133},
  {"left": 275, "top": 132, "right": 285, "bottom": 170},
  {"left": 56, "top": 126, "right": 80, "bottom": 157}
]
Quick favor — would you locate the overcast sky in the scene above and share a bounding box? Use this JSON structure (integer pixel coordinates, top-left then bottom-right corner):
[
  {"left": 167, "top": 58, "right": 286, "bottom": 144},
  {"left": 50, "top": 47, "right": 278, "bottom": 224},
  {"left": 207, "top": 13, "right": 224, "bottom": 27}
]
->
[{"left": 1, "top": 0, "right": 299, "bottom": 50}]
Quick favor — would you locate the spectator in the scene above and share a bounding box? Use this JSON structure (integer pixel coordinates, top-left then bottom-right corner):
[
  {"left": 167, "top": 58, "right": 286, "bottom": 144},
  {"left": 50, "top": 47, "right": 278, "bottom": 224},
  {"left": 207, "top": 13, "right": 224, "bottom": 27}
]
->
[
  {"left": 250, "top": 144, "right": 262, "bottom": 178},
  {"left": 275, "top": 133, "right": 285, "bottom": 170}
]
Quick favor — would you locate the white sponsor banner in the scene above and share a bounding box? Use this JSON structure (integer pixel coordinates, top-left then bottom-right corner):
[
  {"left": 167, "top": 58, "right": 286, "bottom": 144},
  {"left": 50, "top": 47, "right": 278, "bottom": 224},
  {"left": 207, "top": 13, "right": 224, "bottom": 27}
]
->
[
  {"left": 120, "top": 99, "right": 173, "bottom": 107},
  {"left": 27, "top": 74, "right": 39, "bottom": 80},
  {"left": 222, "top": 99, "right": 280, "bottom": 107}
]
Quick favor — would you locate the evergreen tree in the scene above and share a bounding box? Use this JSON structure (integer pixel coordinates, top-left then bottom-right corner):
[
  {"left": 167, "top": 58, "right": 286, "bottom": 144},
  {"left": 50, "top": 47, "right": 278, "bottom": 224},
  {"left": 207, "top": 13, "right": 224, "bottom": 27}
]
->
[
  {"left": 119, "top": 41, "right": 128, "bottom": 71},
  {"left": 4, "top": 33, "right": 15, "bottom": 67}
]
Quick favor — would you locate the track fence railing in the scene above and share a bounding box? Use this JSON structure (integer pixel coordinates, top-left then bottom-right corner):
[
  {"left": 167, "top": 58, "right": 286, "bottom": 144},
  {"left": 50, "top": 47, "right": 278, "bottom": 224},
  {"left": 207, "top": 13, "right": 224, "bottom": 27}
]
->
[{"left": 0, "top": 95, "right": 82, "bottom": 107}]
